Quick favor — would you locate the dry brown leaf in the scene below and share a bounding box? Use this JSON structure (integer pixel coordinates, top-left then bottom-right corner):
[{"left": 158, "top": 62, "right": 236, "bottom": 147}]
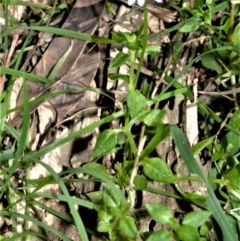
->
[{"left": 11, "top": 0, "right": 106, "bottom": 127}]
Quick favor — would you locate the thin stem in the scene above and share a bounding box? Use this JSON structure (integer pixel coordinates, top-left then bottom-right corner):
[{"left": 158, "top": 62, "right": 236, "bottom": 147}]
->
[
  {"left": 128, "top": 50, "right": 137, "bottom": 91},
  {"left": 134, "top": 3, "right": 148, "bottom": 89}
]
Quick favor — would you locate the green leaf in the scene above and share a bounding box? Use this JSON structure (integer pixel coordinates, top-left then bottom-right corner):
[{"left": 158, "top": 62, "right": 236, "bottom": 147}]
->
[
  {"left": 86, "top": 191, "right": 103, "bottom": 205},
  {"left": 133, "top": 175, "right": 148, "bottom": 190},
  {"left": 229, "top": 51, "right": 240, "bottom": 69},
  {"left": 117, "top": 217, "right": 137, "bottom": 239},
  {"left": 176, "top": 225, "right": 200, "bottom": 241},
  {"left": 112, "top": 32, "right": 126, "bottom": 43},
  {"left": 199, "top": 221, "right": 213, "bottom": 236},
  {"left": 83, "top": 163, "right": 112, "bottom": 179},
  {"left": 201, "top": 50, "right": 222, "bottom": 74},
  {"left": 142, "top": 45, "right": 161, "bottom": 55},
  {"left": 110, "top": 203, "right": 130, "bottom": 217},
  {"left": 142, "top": 158, "right": 175, "bottom": 184},
  {"left": 127, "top": 90, "right": 147, "bottom": 119},
  {"left": 222, "top": 131, "right": 240, "bottom": 155},
  {"left": 224, "top": 164, "right": 240, "bottom": 190},
  {"left": 172, "top": 40, "right": 184, "bottom": 60},
  {"left": 97, "top": 222, "right": 113, "bottom": 233},
  {"left": 179, "top": 17, "right": 202, "bottom": 32},
  {"left": 230, "top": 24, "right": 240, "bottom": 68},
  {"left": 146, "top": 204, "right": 173, "bottom": 224},
  {"left": 191, "top": 136, "right": 215, "bottom": 156},
  {"left": 232, "top": 23, "right": 240, "bottom": 46},
  {"left": 115, "top": 160, "right": 134, "bottom": 188},
  {"left": 140, "top": 124, "right": 170, "bottom": 159},
  {"left": 109, "top": 52, "right": 129, "bottom": 68},
  {"left": 93, "top": 130, "right": 117, "bottom": 158},
  {"left": 228, "top": 109, "right": 240, "bottom": 129},
  {"left": 182, "top": 211, "right": 212, "bottom": 228},
  {"left": 102, "top": 186, "right": 122, "bottom": 208},
  {"left": 98, "top": 207, "right": 113, "bottom": 223},
  {"left": 108, "top": 73, "right": 129, "bottom": 83},
  {"left": 141, "top": 109, "right": 165, "bottom": 127},
  {"left": 145, "top": 230, "right": 173, "bottom": 241}
]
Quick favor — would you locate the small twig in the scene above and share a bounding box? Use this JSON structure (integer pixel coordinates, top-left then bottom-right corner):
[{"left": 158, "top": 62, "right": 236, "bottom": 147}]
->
[
  {"left": 183, "top": 36, "right": 210, "bottom": 46},
  {"left": 198, "top": 87, "right": 240, "bottom": 96},
  {"left": 0, "top": 34, "right": 19, "bottom": 94}
]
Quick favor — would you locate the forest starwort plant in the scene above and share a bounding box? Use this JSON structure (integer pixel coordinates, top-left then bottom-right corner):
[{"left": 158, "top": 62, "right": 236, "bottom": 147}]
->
[
  {"left": 0, "top": 0, "right": 240, "bottom": 241},
  {"left": 128, "top": 0, "right": 162, "bottom": 7}
]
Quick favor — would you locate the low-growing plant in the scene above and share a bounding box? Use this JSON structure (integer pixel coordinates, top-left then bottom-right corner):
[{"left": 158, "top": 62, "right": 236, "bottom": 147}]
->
[{"left": 0, "top": 0, "right": 240, "bottom": 241}]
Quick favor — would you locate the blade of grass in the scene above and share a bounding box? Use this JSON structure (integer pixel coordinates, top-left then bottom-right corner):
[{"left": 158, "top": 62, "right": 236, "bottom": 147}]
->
[
  {"left": 0, "top": 66, "right": 53, "bottom": 84},
  {"left": 0, "top": 78, "right": 30, "bottom": 201},
  {"left": 27, "top": 192, "right": 93, "bottom": 209},
  {"left": 26, "top": 26, "right": 116, "bottom": 44},
  {"left": 2, "top": 231, "right": 47, "bottom": 241},
  {"left": 62, "top": 167, "right": 126, "bottom": 202},
  {"left": 7, "top": 86, "right": 119, "bottom": 114},
  {"left": 29, "top": 158, "right": 89, "bottom": 241},
  {"left": 0, "top": 211, "right": 72, "bottom": 241},
  {"left": 171, "top": 125, "right": 238, "bottom": 241},
  {"left": 23, "top": 110, "right": 124, "bottom": 160}
]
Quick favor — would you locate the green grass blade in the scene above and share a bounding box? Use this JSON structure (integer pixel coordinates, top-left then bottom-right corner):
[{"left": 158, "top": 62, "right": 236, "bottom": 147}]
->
[
  {"left": 23, "top": 110, "right": 124, "bottom": 160},
  {"left": 3, "top": 231, "right": 47, "bottom": 241},
  {"left": 171, "top": 126, "right": 238, "bottom": 241},
  {"left": 0, "top": 211, "right": 71, "bottom": 241},
  {"left": 30, "top": 158, "right": 89, "bottom": 241},
  {"left": 63, "top": 167, "right": 126, "bottom": 202},
  {"left": 27, "top": 26, "right": 116, "bottom": 44},
  {"left": 27, "top": 192, "right": 93, "bottom": 209},
  {"left": 0, "top": 66, "right": 52, "bottom": 83}
]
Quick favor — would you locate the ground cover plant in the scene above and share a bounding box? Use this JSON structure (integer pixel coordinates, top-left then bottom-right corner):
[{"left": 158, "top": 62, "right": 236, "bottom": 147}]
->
[{"left": 0, "top": 0, "right": 240, "bottom": 240}]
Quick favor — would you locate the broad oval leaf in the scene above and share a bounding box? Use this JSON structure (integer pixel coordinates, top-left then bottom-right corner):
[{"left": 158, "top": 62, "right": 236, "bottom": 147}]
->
[
  {"left": 230, "top": 23, "right": 240, "bottom": 69},
  {"left": 232, "top": 22, "right": 240, "bottom": 46},
  {"left": 117, "top": 217, "right": 137, "bottom": 239},
  {"left": 182, "top": 210, "right": 212, "bottom": 228},
  {"left": 102, "top": 186, "right": 122, "bottom": 208},
  {"left": 176, "top": 225, "right": 200, "bottom": 241},
  {"left": 127, "top": 90, "right": 147, "bottom": 119},
  {"left": 179, "top": 17, "right": 201, "bottom": 32},
  {"left": 84, "top": 163, "right": 112, "bottom": 179},
  {"left": 224, "top": 164, "right": 240, "bottom": 190},
  {"left": 146, "top": 203, "right": 173, "bottom": 224},
  {"left": 141, "top": 109, "right": 165, "bottom": 127},
  {"left": 146, "top": 230, "right": 173, "bottom": 241},
  {"left": 228, "top": 109, "right": 240, "bottom": 129},
  {"left": 109, "top": 52, "right": 129, "bottom": 68},
  {"left": 201, "top": 51, "right": 222, "bottom": 74},
  {"left": 93, "top": 130, "right": 117, "bottom": 158},
  {"left": 142, "top": 157, "right": 174, "bottom": 183},
  {"left": 133, "top": 175, "right": 148, "bottom": 190}
]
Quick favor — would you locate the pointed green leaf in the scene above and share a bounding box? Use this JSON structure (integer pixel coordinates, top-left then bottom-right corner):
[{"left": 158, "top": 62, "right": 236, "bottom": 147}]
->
[
  {"left": 93, "top": 130, "right": 117, "bottom": 158},
  {"left": 224, "top": 164, "right": 240, "bottom": 190},
  {"left": 117, "top": 217, "right": 137, "bottom": 239},
  {"left": 145, "top": 230, "right": 172, "bottom": 241},
  {"left": 127, "top": 90, "right": 147, "bottom": 119},
  {"left": 109, "top": 52, "right": 129, "bottom": 68},
  {"left": 176, "top": 225, "right": 200, "bottom": 241},
  {"left": 84, "top": 163, "right": 112, "bottom": 179},
  {"left": 146, "top": 204, "right": 173, "bottom": 224},
  {"left": 133, "top": 175, "right": 148, "bottom": 190},
  {"left": 142, "top": 158, "right": 174, "bottom": 183},
  {"left": 182, "top": 210, "right": 212, "bottom": 228}
]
